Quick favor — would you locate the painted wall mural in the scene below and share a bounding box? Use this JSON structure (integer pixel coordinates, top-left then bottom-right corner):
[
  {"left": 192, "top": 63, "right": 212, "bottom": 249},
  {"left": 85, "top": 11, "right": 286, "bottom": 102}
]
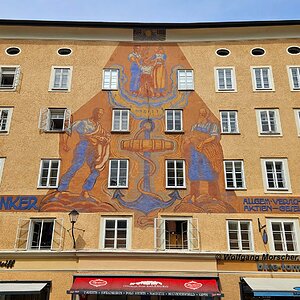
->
[{"left": 1, "top": 44, "right": 300, "bottom": 225}]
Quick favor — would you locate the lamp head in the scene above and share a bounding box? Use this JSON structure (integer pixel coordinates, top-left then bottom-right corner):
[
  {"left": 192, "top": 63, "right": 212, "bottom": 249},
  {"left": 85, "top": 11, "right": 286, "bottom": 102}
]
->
[{"left": 69, "top": 209, "right": 79, "bottom": 224}]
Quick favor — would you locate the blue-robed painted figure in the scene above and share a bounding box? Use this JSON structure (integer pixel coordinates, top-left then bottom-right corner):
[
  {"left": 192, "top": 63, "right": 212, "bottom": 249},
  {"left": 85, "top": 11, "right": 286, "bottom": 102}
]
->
[
  {"left": 183, "top": 108, "right": 223, "bottom": 200},
  {"left": 128, "top": 46, "right": 142, "bottom": 95}
]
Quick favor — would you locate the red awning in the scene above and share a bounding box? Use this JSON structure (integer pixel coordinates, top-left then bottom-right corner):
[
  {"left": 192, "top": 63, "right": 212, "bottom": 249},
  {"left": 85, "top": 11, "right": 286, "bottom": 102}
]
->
[{"left": 67, "top": 276, "right": 222, "bottom": 297}]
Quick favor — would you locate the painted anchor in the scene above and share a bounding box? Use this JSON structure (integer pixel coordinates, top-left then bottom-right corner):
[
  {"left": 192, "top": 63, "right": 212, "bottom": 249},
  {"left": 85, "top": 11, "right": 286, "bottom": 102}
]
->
[{"left": 112, "top": 119, "right": 182, "bottom": 214}]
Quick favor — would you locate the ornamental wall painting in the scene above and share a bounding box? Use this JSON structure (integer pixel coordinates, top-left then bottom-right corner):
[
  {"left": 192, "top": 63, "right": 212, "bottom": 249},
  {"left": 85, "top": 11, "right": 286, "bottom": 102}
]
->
[
  {"left": 40, "top": 43, "right": 237, "bottom": 224},
  {"left": 2, "top": 44, "right": 299, "bottom": 224}
]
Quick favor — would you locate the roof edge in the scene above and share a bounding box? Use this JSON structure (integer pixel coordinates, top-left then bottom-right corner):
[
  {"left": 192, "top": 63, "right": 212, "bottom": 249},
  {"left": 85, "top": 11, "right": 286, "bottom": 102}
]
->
[{"left": 0, "top": 19, "right": 300, "bottom": 29}]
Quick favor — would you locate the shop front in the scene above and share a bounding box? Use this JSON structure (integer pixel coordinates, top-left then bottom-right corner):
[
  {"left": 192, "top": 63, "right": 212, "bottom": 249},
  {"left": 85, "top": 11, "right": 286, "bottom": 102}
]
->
[
  {"left": 68, "top": 276, "right": 223, "bottom": 300},
  {"left": 0, "top": 281, "right": 51, "bottom": 300},
  {"left": 240, "top": 278, "right": 300, "bottom": 299}
]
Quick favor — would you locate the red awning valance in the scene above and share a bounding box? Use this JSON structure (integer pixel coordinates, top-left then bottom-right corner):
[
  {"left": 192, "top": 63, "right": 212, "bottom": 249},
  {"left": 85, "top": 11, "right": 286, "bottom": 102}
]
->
[{"left": 68, "top": 276, "right": 222, "bottom": 297}]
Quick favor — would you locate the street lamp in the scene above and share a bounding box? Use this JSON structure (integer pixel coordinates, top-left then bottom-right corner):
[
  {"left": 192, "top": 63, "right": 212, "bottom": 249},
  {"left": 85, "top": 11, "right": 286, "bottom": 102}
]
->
[{"left": 69, "top": 209, "right": 79, "bottom": 249}]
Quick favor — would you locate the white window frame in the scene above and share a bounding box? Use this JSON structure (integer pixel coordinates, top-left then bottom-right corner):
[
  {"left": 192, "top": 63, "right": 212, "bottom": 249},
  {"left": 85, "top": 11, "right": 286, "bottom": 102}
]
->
[
  {"left": 37, "top": 159, "right": 61, "bottom": 188},
  {"left": 224, "top": 160, "right": 246, "bottom": 190},
  {"left": 108, "top": 159, "right": 129, "bottom": 188},
  {"left": 0, "top": 65, "right": 20, "bottom": 91},
  {"left": 256, "top": 109, "right": 282, "bottom": 136},
  {"left": 287, "top": 66, "right": 300, "bottom": 91},
  {"left": 226, "top": 220, "right": 254, "bottom": 252},
  {"left": 112, "top": 109, "right": 130, "bottom": 132},
  {"left": 102, "top": 68, "right": 119, "bottom": 90},
  {"left": 100, "top": 217, "right": 131, "bottom": 250},
  {"left": 165, "top": 159, "right": 186, "bottom": 188},
  {"left": 220, "top": 110, "right": 239, "bottom": 134},
  {"left": 0, "top": 107, "right": 13, "bottom": 134},
  {"left": 0, "top": 158, "right": 5, "bottom": 185},
  {"left": 267, "top": 219, "right": 300, "bottom": 253},
  {"left": 214, "top": 67, "right": 237, "bottom": 92},
  {"left": 177, "top": 69, "right": 194, "bottom": 90},
  {"left": 154, "top": 217, "right": 199, "bottom": 251},
  {"left": 294, "top": 109, "right": 300, "bottom": 136},
  {"left": 14, "top": 218, "right": 64, "bottom": 251},
  {"left": 261, "top": 158, "right": 291, "bottom": 193},
  {"left": 38, "top": 108, "right": 71, "bottom": 132},
  {"left": 165, "top": 109, "right": 183, "bottom": 132},
  {"left": 251, "top": 66, "right": 274, "bottom": 91},
  {"left": 49, "top": 66, "right": 72, "bottom": 91}
]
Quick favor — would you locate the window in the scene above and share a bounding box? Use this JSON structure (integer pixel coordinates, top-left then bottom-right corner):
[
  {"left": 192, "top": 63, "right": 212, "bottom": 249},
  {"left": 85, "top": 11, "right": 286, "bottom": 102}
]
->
[
  {"left": 0, "top": 66, "right": 20, "bottom": 90},
  {"left": 57, "top": 48, "right": 72, "bottom": 56},
  {"left": 215, "top": 67, "right": 236, "bottom": 91},
  {"left": 101, "top": 217, "right": 131, "bottom": 249},
  {"left": 0, "top": 158, "right": 5, "bottom": 185},
  {"left": 112, "top": 109, "right": 129, "bottom": 132},
  {"left": 287, "top": 46, "right": 300, "bottom": 55},
  {"left": 177, "top": 70, "right": 194, "bottom": 90},
  {"left": 166, "top": 160, "right": 186, "bottom": 188},
  {"left": 227, "top": 220, "right": 253, "bottom": 251},
  {"left": 38, "top": 108, "right": 71, "bottom": 132},
  {"left": 294, "top": 109, "right": 300, "bottom": 136},
  {"left": 261, "top": 159, "right": 291, "bottom": 192},
  {"left": 216, "top": 48, "right": 230, "bottom": 57},
  {"left": 224, "top": 160, "right": 245, "bottom": 189},
  {"left": 38, "top": 159, "right": 60, "bottom": 188},
  {"left": 267, "top": 219, "right": 299, "bottom": 252},
  {"left": 5, "top": 47, "right": 21, "bottom": 56},
  {"left": 251, "top": 67, "right": 274, "bottom": 90},
  {"left": 154, "top": 218, "right": 199, "bottom": 251},
  {"left": 102, "top": 69, "right": 119, "bottom": 90},
  {"left": 0, "top": 107, "right": 13, "bottom": 133},
  {"left": 220, "top": 111, "right": 239, "bottom": 134},
  {"left": 108, "top": 159, "right": 129, "bottom": 188},
  {"left": 256, "top": 109, "right": 281, "bottom": 135},
  {"left": 251, "top": 48, "right": 265, "bottom": 56},
  {"left": 14, "top": 218, "right": 64, "bottom": 251},
  {"left": 288, "top": 67, "right": 300, "bottom": 90},
  {"left": 165, "top": 110, "right": 183, "bottom": 132},
  {"left": 49, "top": 67, "right": 72, "bottom": 91}
]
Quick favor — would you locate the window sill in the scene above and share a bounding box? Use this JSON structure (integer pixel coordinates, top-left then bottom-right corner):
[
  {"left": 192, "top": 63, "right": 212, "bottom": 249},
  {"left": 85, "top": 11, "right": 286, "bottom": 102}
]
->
[
  {"left": 37, "top": 186, "right": 58, "bottom": 189},
  {"left": 111, "top": 130, "right": 130, "bottom": 134},
  {"left": 216, "top": 89, "right": 237, "bottom": 93},
  {"left": 226, "top": 188, "right": 247, "bottom": 191},
  {"left": 166, "top": 186, "right": 186, "bottom": 190},
  {"left": 253, "top": 89, "right": 275, "bottom": 92},
  {"left": 108, "top": 186, "right": 128, "bottom": 189},
  {"left": 102, "top": 88, "right": 118, "bottom": 91},
  {"left": 165, "top": 130, "right": 185, "bottom": 134},
  {"left": 44, "top": 130, "right": 66, "bottom": 133},
  {"left": 259, "top": 133, "right": 282, "bottom": 137},
  {"left": 227, "top": 249, "right": 254, "bottom": 253},
  {"left": 265, "top": 189, "right": 292, "bottom": 194},
  {"left": 221, "top": 132, "right": 240, "bottom": 135},
  {"left": 0, "top": 87, "right": 16, "bottom": 91},
  {"left": 48, "top": 89, "right": 70, "bottom": 92}
]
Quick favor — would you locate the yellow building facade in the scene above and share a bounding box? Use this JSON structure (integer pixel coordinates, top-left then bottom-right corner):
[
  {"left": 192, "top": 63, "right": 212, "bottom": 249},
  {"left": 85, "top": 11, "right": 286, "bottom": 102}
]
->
[{"left": 0, "top": 20, "right": 300, "bottom": 300}]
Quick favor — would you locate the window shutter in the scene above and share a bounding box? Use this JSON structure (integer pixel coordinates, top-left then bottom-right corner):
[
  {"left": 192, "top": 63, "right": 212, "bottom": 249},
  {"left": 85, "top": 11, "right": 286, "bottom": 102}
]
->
[
  {"left": 14, "top": 219, "right": 31, "bottom": 250},
  {"left": 13, "top": 67, "right": 21, "bottom": 89},
  {"left": 51, "top": 218, "right": 64, "bottom": 250},
  {"left": 64, "top": 109, "right": 71, "bottom": 130},
  {"left": 188, "top": 218, "right": 200, "bottom": 250},
  {"left": 38, "top": 108, "right": 49, "bottom": 131},
  {"left": 154, "top": 218, "right": 165, "bottom": 250}
]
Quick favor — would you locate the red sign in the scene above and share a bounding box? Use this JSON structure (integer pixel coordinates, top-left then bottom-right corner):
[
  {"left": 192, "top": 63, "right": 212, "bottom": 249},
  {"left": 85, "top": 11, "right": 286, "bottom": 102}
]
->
[{"left": 68, "top": 276, "right": 221, "bottom": 296}]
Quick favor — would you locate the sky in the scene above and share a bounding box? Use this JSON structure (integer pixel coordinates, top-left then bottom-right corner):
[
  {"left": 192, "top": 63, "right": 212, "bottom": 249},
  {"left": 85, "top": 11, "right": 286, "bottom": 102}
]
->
[{"left": 0, "top": 0, "right": 299, "bottom": 23}]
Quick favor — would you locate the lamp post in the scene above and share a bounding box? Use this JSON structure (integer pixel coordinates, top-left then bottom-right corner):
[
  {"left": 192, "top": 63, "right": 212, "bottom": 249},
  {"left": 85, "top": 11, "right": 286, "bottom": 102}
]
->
[{"left": 69, "top": 209, "right": 79, "bottom": 249}]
